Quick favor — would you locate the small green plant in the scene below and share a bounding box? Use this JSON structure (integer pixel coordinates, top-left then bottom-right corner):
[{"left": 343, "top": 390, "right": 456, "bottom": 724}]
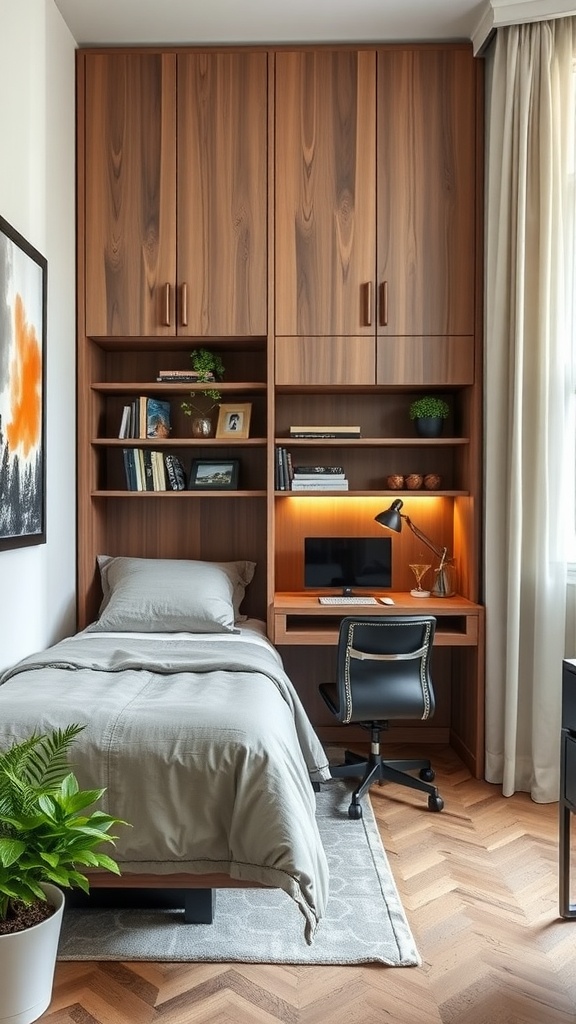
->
[
  {"left": 0, "top": 724, "right": 128, "bottom": 927},
  {"left": 181, "top": 348, "right": 225, "bottom": 416},
  {"left": 409, "top": 396, "right": 450, "bottom": 421}
]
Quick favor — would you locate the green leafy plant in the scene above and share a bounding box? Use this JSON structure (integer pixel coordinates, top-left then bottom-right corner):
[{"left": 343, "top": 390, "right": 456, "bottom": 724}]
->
[
  {"left": 181, "top": 348, "right": 225, "bottom": 416},
  {"left": 0, "top": 724, "right": 128, "bottom": 925},
  {"left": 409, "top": 395, "right": 450, "bottom": 420}
]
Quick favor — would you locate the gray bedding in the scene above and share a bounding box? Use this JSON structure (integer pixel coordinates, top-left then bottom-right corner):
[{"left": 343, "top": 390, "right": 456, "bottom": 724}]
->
[{"left": 0, "top": 627, "right": 331, "bottom": 941}]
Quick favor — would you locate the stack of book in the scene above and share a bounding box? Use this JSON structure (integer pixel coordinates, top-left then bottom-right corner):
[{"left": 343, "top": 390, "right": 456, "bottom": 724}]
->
[
  {"left": 290, "top": 465, "right": 349, "bottom": 491},
  {"left": 122, "top": 450, "right": 186, "bottom": 491},
  {"left": 118, "top": 397, "right": 171, "bottom": 439},
  {"left": 288, "top": 424, "right": 361, "bottom": 439},
  {"left": 155, "top": 369, "right": 215, "bottom": 383}
]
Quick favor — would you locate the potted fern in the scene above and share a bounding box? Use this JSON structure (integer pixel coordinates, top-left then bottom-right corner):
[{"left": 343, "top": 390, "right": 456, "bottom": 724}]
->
[
  {"left": 409, "top": 395, "right": 450, "bottom": 437},
  {"left": 0, "top": 724, "right": 127, "bottom": 1024},
  {"left": 181, "top": 348, "right": 225, "bottom": 437}
]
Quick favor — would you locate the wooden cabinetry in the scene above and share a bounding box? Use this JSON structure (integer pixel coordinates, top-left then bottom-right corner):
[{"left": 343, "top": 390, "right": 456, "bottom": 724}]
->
[
  {"left": 76, "top": 43, "right": 484, "bottom": 775},
  {"left": 83, "top": 50, "right": 267, "bottom": 337},
  {"left": 274, "top": 46, "right": 476, "bottom": 387}
]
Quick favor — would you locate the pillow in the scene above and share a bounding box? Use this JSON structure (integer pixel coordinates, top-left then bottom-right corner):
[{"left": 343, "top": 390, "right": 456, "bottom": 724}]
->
[{"left": 90, "top": 556, "right": 256, "bottom": 633}]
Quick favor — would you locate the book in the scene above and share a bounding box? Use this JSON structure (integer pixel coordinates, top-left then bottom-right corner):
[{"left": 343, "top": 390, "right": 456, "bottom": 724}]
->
[
  {"left": 156, "top": 369, "right": 214, "bottom": 381},
  {"left": 290, "top": 479, "right": 349, "bottom": 491},
  {"left": 122, "top": 448, "right": 137, "bottom": 491},
  {"left": 142, "top": 449, "right": 155, "bottom": 490},
  {"left": 131, "top": 448, "right": 142, "bottom": 490},
  {"left": 291, "top": 475, "right": 344, "bottom": 483},
  {"left": 289, "top": 425, "right": 361, "bottom": 434},
  {"left": 118, "top": 405, "right": 131, "bottom": 439},
  {"left": 164, "top": 453, "right": 186, "bottom": 491},
  {"left": 289, "top": 432, "right": 362, "bottom": 439},
  {"left": 146, "top": 397, "right": 171, "bottom": 438},
  {"left": 293, "top": 466, "right": 345, "bottom": 477},
  {"left": 151, "top": 450, "right": 166, "bottom": 490}
]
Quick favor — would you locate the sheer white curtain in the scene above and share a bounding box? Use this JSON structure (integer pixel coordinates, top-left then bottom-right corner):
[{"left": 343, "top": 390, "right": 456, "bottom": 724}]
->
[{"left": 484, "top": 17, "right": 576, "bottom": 802}]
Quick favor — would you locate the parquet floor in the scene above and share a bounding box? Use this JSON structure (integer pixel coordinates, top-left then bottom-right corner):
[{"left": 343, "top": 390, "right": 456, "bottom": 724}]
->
[{"left": 43, "top": 744, "right": 576, "bottom": 1024}]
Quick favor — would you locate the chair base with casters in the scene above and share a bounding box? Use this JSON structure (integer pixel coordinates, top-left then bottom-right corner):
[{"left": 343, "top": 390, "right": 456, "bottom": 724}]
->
[
  {"left": 320, "top": 615, "right": 445, "bottom": 819},
  {"left": 328, "top": 723, "right": 444, "bottom": 818}
]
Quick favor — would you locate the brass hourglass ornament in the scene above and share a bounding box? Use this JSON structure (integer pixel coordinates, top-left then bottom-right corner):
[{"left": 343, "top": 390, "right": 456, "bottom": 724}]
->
[{"left": 409, "top": 562, "right": 431, "bottom": 598}]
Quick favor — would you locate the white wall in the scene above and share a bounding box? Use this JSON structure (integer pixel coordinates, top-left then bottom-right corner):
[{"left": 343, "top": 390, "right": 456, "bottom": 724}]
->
[{"left": 0, "top": 0, "right": 76, "bottom": 671}]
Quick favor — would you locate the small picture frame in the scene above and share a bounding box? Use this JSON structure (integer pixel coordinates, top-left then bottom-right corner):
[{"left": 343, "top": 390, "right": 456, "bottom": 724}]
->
[
  {"left": 189, "top": 459, "right": 240, "bottom": 490},
  {"left": 216, "top": 403, "right": 252, "bottom": 439}
]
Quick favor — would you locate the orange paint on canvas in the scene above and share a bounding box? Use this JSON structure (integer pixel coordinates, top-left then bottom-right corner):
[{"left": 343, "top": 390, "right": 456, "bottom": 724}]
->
[{"left": 6, "top": 294, "right": 42, "bottom": 458}]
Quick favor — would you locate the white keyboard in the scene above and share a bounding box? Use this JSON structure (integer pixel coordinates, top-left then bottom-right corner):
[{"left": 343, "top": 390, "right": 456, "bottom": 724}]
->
[{"left": 318, "top": 596, "right": 379, "bottom": 605}]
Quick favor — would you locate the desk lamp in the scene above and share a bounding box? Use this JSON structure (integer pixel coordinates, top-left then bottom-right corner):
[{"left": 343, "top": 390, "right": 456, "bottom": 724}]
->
[{"left": 375, "top": 499, "right": 455, "bottom": 597}]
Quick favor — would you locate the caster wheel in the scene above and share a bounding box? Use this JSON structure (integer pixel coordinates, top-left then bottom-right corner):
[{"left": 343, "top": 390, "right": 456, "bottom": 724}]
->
[
  {"left": 348, "top": 802, "right": 363, "bottom": 820},
  {"left": 428, "top": 793, "right": 444, "bottom": 812},
  {"left": 419, "top": 767, "right": 435, "bottom": 782}
]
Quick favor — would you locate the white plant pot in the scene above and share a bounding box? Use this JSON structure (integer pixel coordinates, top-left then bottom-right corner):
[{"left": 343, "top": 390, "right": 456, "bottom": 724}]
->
[{"left": 0, "top": 883, "right": 65, "bottom": 1024}]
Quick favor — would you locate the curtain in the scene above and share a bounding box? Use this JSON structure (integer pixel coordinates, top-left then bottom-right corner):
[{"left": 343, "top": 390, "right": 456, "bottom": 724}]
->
[{"left": 484, "top": 17, "right": 576, "bottom": 802}]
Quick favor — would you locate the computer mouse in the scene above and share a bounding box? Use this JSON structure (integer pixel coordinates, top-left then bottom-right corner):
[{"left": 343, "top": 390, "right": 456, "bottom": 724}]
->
[{"left": 379, "top": 596, "right": 395, "bottom": 605}]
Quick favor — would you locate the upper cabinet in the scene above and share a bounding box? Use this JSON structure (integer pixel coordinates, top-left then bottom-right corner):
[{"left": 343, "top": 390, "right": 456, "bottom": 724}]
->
[
  {"left": 274, "top": 46, "right": 477, "bottom": 344},
  {"left": 83, "top": 51, "right": 268, "bottom": 338},
  {"left": 376, "top": 47, "right": 476, "bottom": 338},
  {"left": 275, "top": 50, "right": 376, "bottom": 339}
]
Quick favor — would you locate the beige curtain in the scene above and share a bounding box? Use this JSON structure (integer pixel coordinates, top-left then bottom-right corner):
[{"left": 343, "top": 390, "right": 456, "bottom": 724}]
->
[{"left": 484, "top": 18, "right": 576, "bottom": 802}]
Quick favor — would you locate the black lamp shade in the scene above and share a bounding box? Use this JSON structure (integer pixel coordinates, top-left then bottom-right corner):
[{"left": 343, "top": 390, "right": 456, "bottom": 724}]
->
[{"left": 375, "top": 499, "right": 404, "bottom": 533}]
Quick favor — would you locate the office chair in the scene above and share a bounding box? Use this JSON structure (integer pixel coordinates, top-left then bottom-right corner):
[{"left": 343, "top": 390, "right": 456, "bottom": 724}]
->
[{"left": 320, "top": 615, "right": 444, "bottom": 818}]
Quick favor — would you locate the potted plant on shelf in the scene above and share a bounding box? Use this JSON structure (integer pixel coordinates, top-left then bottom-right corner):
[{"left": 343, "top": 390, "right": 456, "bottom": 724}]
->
[
  {"left": 409, "top": 395, "right": 450, "bottom": 438},
  {"left": 181, "top": 348, "right": 225, "bottom": 438},
  {"left": 0, "top": 724, "right": 127, "bottom": 1024}
]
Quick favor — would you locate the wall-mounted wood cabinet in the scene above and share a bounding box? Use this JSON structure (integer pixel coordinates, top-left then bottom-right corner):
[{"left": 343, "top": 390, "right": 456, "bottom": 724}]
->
[
  {"left": 274, "top": 46, "right": 476, "bottom": 387},
  {"left": 77, "top": 43, "right": 484, "bottom": 774},
  {"left": 83, "top": 51, "right": 267, "bottom": 338}
]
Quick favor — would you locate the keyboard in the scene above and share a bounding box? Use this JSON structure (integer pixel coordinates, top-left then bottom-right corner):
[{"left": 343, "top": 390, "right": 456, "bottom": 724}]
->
[{"left": 318, "top": 596, "right": 379, "bottom": 605}]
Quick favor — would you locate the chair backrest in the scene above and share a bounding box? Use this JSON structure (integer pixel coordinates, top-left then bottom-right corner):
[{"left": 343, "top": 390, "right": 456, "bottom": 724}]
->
[{"left": 334, "top": 615, "right": 436, "bottom": 724}]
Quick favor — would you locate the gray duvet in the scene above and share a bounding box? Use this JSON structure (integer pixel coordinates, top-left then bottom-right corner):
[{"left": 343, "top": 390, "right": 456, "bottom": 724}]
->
[{"left": 0, "top": 628, "right": 331, "bottom": 941}]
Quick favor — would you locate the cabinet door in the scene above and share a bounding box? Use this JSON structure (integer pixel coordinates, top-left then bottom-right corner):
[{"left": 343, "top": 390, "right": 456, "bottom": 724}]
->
[
  {"left": 275, "top": 50, "right": 376, "bottom": 337},
  {"left": 376, "top": 48, "right": 476, "bottom": 336},
  {"left": 177, "top": 52, "right": 268, "bottom": 336},
  {"left": 84, "top": 53, "right": 177, "bottom": 337}
]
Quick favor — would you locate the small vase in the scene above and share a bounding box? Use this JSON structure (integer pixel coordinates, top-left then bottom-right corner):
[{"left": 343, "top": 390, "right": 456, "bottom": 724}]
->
[{"left": 191, "top": 416, "right": 213, "bottom": 438}]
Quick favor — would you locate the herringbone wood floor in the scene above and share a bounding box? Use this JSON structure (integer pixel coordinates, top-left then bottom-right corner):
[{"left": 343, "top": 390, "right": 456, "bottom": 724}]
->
[{"left": 42, "top": 744, "right": 576, "bottom": 1023}]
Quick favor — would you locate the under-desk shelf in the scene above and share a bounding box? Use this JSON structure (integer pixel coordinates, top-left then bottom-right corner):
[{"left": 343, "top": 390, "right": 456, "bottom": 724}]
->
[{"left": 272, "top": 593, "right": 483, "bottom": 646}]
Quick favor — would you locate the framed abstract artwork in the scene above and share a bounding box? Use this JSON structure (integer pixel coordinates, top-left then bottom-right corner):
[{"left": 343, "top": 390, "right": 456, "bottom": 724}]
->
[{"left": 0, "top": 215, "right": 47, "bottom": 549}]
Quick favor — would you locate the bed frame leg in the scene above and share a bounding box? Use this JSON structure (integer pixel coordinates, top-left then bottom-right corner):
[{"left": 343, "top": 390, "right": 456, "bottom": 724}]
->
[{"left": 184, "top": 888, "right": 215, "bottom": 924}]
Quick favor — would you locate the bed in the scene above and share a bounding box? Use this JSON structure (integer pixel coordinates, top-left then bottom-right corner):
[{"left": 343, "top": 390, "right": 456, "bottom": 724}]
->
[{"left": 0, "top": 556, "right": 331, "bottom": 941}]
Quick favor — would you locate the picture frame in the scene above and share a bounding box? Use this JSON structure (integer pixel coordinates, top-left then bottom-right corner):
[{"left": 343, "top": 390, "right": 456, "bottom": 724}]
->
[
  {"left": 0, "top": 215, "right": 47, "bottom": 550},
  {"left": 189, "top": 459, "right": 240, "bottom": 490},
  {"left": 216, "top": 402, "right": 252, "bottom": 440}
]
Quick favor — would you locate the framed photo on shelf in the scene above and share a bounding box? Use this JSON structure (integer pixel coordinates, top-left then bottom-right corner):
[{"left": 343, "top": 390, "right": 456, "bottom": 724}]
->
[
  {"left": 216, "top": 402, "right": 252, "bottom": 439},
  {"left": 0, "top": 215, "right": 47, "bottom": 551},
  {"left": 189, "top": 459, "right": 240, "bottom": 490}
]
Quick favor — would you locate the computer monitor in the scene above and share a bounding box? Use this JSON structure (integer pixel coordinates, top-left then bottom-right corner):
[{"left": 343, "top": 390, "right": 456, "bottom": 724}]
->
[{"left": 304, "top": 536, "right": 392, "bottom": 594}]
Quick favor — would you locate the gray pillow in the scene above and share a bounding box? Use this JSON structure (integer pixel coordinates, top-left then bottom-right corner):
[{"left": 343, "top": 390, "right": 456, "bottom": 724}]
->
[{"left": 90, "top": 556, "right": 256, "bottom": 633}]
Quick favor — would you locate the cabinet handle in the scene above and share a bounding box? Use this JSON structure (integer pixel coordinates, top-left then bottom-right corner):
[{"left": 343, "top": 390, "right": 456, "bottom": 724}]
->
[
  {"left": 162, "top": 283, "right": 171, "bottom": 327},
  {"left": 363, "top": 281, "right": 373, "bottom": 327},
  {"left": 379, "top": 281, "right": 388, "bottom": 327},
  {"left": 181, "top": 283, "right": 188, "bottom": 327}
]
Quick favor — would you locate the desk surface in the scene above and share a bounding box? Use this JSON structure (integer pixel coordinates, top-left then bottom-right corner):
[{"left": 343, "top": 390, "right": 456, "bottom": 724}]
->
[{"left": 272, "top": 592, "right": 483, "bottom": 646}]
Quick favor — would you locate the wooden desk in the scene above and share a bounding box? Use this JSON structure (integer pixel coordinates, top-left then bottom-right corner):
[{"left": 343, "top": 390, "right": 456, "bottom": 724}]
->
[{"left": 272, "top": 593, "right": 485, "bottom": 779}]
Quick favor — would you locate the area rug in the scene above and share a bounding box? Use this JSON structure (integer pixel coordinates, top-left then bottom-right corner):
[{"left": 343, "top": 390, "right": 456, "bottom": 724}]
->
[{"left": 57, "top": 779, "right": 419, "bottom": 966}]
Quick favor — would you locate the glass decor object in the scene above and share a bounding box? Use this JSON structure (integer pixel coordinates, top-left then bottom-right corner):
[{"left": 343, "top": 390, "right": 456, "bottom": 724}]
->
[{"left": 409, "top": 562, "right": 431, "bottom": 598}]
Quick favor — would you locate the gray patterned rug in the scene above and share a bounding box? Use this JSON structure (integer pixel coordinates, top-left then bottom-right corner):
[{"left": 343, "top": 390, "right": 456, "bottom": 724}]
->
[{"left": 57, "top": 779, "right": 419, "bottom": 966}]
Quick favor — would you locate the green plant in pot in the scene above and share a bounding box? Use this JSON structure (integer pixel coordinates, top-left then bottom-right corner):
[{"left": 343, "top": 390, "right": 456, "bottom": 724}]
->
[
  {"left": 181, "top": 348, "right": 225, "bottom": 437},
  {"left": 0, "top": 724, "right": 128, "bottom": 1024},
  {"left": 409, "top": 395, "right": 450, "bottom": 438}
]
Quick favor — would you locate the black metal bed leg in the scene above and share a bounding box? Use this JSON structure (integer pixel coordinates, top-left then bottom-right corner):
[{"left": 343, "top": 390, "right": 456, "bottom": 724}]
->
[{"left": 184, "top": 888, "right": 215, "bottom": 924}]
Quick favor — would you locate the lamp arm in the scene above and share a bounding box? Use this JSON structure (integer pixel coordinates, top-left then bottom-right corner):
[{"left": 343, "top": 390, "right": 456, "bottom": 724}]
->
[{"left": 403, "top": 516, "right": 448, "bottom": 567}]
